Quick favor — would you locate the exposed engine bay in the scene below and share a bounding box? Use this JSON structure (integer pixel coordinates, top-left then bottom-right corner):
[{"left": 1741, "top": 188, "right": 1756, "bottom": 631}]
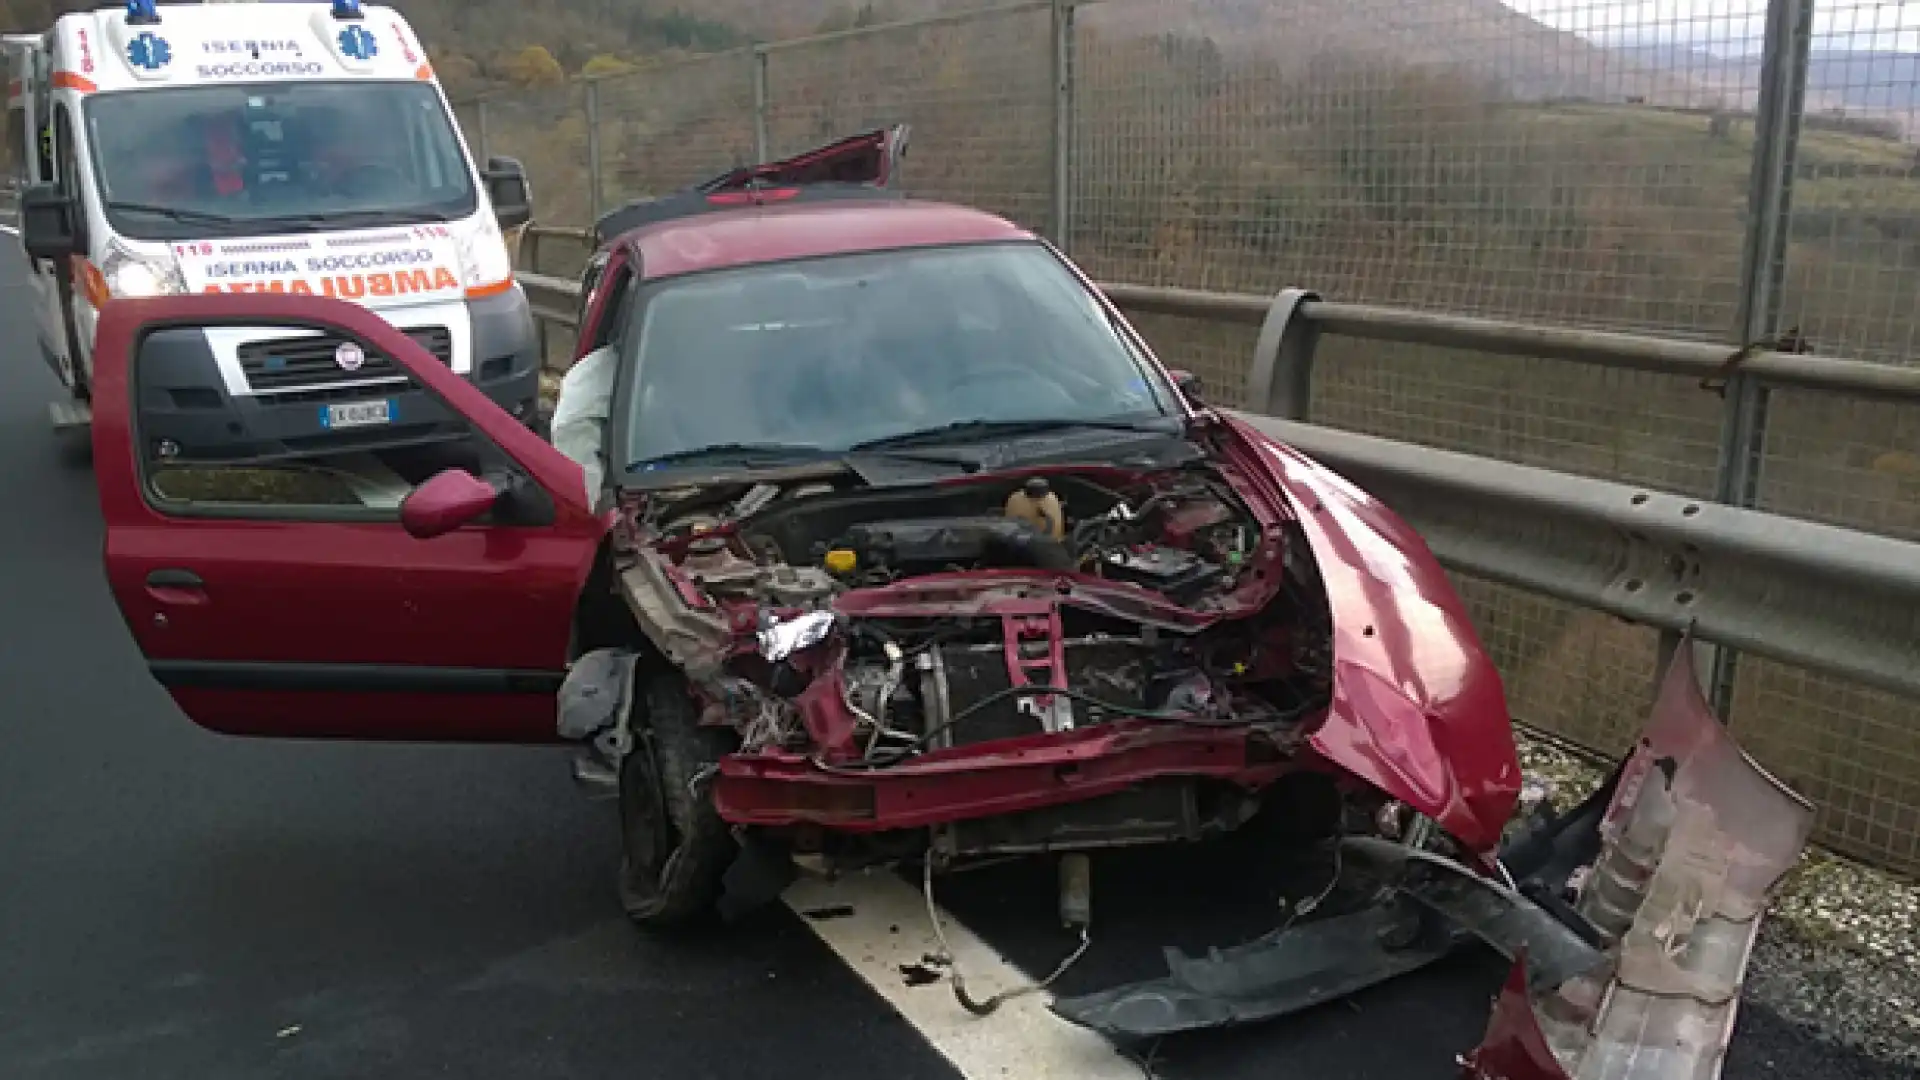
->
[{"left": 566, "top": 459, "right": 1336, "bottom": 866}]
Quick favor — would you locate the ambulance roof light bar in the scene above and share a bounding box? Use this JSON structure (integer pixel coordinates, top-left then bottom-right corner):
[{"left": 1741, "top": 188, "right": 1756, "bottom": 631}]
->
[
  {"left": 125, "top": 0, "right": 160, "bottom": 26},
  {"left": 332, "top": 0, "right": 364, "bottom": 20}
]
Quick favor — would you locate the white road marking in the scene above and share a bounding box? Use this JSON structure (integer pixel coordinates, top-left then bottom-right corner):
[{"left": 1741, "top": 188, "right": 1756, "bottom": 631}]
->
[{"left": 784, "top": 871, "right": 1143, "bottom": 1080}]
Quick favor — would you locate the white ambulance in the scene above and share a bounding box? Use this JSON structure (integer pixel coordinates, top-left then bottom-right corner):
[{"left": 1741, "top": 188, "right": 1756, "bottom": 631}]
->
[{"left": 5, "top": 0, "right": 540, "bottom": 459}]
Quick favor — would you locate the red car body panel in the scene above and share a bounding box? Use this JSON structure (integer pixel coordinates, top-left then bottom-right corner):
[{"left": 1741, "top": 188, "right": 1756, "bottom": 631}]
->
[
  {"left": 93, "top": 204, "right": 1519, "bottom": 853},
  {"left": 1235, "top": 422, "right": 1519, "bottom": 853},
  {"left": 90, "top": 295, "right": 606, "bottom": 742},
  {"left": 629, "top": 200, "right": 1031, "bottom": 281}
]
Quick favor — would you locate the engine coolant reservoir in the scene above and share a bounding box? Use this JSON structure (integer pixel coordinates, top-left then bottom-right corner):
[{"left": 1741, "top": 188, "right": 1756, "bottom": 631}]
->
[{"left": 1004, "top": 477, "right": 1065, "bottom": 540}]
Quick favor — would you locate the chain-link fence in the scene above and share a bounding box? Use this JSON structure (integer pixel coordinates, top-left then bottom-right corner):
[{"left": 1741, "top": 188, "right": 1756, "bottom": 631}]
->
[{"left": 455, "top": 0, "right": 1920, "bottom": 876}]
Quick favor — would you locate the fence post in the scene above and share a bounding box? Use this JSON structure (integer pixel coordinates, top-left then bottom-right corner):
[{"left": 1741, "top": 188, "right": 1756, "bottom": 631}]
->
[
  {"left": 1049, "top": 0, "right": 1076, "bottom": 251},
  {"left": 752, "top": 47, "right": 770, "bottom": 165},
  {"left": 475, "top": 98, "right": 492, "bottom": 162},
  {"left": 584, "top": 81, "right": 604, "bottom": 222},
  {"left": 1707, "top": 0, "right": 1812, "bottom": 714}
]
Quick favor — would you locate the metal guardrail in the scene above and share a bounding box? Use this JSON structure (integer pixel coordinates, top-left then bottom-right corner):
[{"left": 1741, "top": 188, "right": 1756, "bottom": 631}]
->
[
  {"left": 509, "top": 246, "right": 1920, "bottom": 702},
  {"left": 1256, "top": 417, "right": 1920, "bottom": 701}
]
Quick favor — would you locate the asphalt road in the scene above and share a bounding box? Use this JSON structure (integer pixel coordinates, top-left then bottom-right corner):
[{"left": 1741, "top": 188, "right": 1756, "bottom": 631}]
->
[{"left": 0, "top": 238, "right": 1895, "bottom": 1080}]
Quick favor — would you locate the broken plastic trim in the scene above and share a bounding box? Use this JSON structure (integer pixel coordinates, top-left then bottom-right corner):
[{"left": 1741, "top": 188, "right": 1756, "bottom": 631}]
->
[
  {"left": 1052, "top": 635, "right": 1811, "bottom": 1079},
  {"left": 1048, "top": 838, "right": 1608, "bottom": 1040},
  {"left": 1462, "top": 640, "right": 1816, "bottom": 1080}
]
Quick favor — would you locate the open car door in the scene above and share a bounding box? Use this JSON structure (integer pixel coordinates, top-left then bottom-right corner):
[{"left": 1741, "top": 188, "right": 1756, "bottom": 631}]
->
[{"left": 90, "top": 294, "right": 606, "bottom": 742}]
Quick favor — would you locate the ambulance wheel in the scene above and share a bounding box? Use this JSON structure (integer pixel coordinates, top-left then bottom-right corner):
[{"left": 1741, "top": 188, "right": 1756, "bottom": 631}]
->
[
  {"left": 57, "top": 290, "right": 92, "bottom": 402},
  {"left": 617, "top": 674, "right": 737, "bottom": 929}
]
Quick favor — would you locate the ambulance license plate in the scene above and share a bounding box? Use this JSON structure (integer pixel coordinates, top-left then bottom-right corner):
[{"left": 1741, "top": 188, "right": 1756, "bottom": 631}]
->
[{"left": 321, "top": 399, "right": 395, "bottom": 430}]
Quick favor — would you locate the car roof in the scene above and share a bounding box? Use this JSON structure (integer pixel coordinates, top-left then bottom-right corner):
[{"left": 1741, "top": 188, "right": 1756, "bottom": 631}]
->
[{"left": 622, "top": 198, "right": 1037, "bottom": 281}]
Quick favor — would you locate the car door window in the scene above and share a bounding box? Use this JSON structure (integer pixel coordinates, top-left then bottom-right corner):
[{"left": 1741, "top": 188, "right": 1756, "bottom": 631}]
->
[{"left": 132, "top": 325, "right": 548, "bottom": 523}]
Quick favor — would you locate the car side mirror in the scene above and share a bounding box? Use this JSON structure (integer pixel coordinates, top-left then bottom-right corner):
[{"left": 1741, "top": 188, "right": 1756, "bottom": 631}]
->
[
  {"left": 483, "top": 156, "right": 532, "bottom": 230},
  {"left": 1170, "top": 369, "right": 1203, "bottom": 403},
  {"left": 400, "top": 468, "right": 499, "bottom": 539},
  {"left": 21, "top": 182, "right": 83, "bottom": 261}
]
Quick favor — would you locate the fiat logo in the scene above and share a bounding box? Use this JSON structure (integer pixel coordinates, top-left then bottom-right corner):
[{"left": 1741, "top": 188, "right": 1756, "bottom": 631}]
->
[{"left": 334, "top": 342, "right": 366, "bottom": 372}]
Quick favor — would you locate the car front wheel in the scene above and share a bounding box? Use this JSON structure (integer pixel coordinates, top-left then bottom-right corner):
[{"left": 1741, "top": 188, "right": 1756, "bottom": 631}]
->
[{"left": 617, "top": 674, "right": 737, "bottom": 929}]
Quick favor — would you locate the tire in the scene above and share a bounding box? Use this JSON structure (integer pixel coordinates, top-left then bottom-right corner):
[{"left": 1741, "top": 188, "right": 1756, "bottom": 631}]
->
[
  {"left": 56, "top": 280, "right": 92, "bottom": 402},
  {"left": 617, "top": 674, "right": 737, "bottom": 929}
]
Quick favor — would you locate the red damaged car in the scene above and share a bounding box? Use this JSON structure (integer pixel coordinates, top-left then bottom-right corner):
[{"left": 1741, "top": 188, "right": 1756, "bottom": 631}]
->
[{"left": 87, "top": 129, "right": 1812, "bottom": 1080}]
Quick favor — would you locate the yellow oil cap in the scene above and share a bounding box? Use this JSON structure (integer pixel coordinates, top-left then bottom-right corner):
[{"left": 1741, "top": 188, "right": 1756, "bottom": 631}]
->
[{"left": 824, "top": 548, "right": 858, "bottom": 574}]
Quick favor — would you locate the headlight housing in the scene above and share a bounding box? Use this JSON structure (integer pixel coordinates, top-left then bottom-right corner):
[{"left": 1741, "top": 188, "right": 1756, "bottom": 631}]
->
[
  {"left": 101, "top": 240, "right": 187, "bottom": 299},
  {"left": 457, "top": 215, "right": 514, "bottom": 296}
]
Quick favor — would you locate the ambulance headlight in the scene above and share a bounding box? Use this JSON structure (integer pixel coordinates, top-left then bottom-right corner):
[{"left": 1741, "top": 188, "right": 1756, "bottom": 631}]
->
[
  {"left": 102, "top": 243, "right": 186, "bottom": 298},
  {"left": 456, "top": 215, "right": 514, "bottom": 297}
]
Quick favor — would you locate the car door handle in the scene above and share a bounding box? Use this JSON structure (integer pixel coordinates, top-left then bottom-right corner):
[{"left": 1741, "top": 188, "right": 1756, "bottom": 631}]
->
[{"left": 146, "top": 569, "right": 204, "bottom": 590}]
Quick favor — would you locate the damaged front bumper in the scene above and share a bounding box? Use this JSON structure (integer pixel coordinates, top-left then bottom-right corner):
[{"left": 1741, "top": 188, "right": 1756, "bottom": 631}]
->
[
  {"left": 1052, "top": 641, "right": 1816, "bottom": 1080},
  {"left": 710, "top": 720, "right": 1292, "bottom": 832}
]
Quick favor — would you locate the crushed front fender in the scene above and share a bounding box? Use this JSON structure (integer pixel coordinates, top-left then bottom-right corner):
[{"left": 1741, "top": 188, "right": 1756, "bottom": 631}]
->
[{"left": 1461, "top": 641, "right": 1816, "bottom": 1080}]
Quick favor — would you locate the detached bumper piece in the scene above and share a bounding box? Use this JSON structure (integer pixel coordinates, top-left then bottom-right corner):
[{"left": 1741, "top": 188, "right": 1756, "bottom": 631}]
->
[
  {"left": 1463, "top": 646, "right": 1815, "bottom": 1080},
  {"left": 1049, "top": 836, "right": 1607, "bottom": 1040},
  {"left": 1055, "top": 642, "right": 1814, "bottom": 1080}
]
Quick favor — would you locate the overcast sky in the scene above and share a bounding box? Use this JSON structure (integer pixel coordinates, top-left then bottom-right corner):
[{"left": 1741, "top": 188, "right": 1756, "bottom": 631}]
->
[{"left": 1507, "top": 0, "right": 1920, "bottom": 52}]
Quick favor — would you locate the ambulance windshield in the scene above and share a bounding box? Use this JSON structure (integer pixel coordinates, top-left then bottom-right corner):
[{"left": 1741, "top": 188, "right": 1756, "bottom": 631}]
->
[{"left": 83, "top": 80, "right": 476, "bottom": 240}]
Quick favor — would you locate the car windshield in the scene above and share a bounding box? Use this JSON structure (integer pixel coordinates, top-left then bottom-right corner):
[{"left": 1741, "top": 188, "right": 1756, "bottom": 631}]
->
[
  {"left": 82, "top": 80, "right": 476, "bottom": 240},
  {"left": 620, "top": 242, "right": 1179, "bottom": 470}
]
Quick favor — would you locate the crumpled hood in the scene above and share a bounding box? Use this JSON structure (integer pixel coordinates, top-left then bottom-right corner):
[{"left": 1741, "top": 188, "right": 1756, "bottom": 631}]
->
[{"left": 174, "top": 223, "right": 467, "bottom": 308}]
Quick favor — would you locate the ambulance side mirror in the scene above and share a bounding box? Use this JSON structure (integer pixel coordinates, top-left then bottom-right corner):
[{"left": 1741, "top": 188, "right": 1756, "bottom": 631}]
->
[
  {"left": 20, "top": 183, "right": 82, "bottom": 261},
  {"left": 483, "top": 156, "right": 532, "bottom": 230}
]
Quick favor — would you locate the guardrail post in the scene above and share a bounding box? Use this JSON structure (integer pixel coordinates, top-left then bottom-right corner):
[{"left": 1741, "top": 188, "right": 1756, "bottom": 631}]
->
[
  {"left": 1049, "top": 0, "right": 1076, "bottom": 250},
  {"left": 1245, "top": 289, "right": 1322, "bottom": 420},
  {"left": 584, "top": 81, "right": 605, "bottom": 222},
  {"left": 752, "top": 47, "right": 770, "bottom": 165},
  {"left": 1708, "top": 0, "right": 1811, "bottom": 714}
]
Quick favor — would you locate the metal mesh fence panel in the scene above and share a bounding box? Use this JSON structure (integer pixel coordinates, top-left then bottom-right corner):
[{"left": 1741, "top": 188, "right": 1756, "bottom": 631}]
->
[
  {"left": 479, "top": 83, "right": 591, "bottom": 225},
  {"left": 1731, "top": 659, "right": 1920, "bottom": 877},
  {"left": 1776, "top": 0, "right": 1920, "bottom": 369},
  {"left": 1070, "top": 0, "right": 1765, "bottom": 335},
  {"left": 591, "top": 51, "right": 758, "bottom": 210},
  {"left": 1455, "top": 578, "right": 1664, "bottom": 762},
  {"left": 762, "top": 3, "right": 1056, "bottom": 232}
]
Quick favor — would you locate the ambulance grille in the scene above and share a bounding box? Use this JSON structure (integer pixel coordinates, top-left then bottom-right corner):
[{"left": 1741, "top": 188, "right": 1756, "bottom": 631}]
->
[{"left": 239, "top": 327, "right": 453, "bottom": 392}]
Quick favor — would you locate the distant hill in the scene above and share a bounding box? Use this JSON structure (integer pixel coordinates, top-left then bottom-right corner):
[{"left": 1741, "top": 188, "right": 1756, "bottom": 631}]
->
[
  {"left": 1077, "top": 0, "right": 1703, "bottom": 105},
  {"left": 1610, "top": 42, "right": 1920, "bottom": 129}
]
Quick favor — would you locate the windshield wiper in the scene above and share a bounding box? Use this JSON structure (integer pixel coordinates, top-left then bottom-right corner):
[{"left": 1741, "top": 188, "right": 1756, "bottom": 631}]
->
[
  {"left": 849, "top": 416, "right": 1175, "bottom": 452},
  {"left": 629, "top": 442, "right": 838, "bottom": 470},
  {"left": 103, "top": 201, "right": 246, "bottom": 227},
  {"left": 253, "top": 209, "right": 455, "bottom": 229}
]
